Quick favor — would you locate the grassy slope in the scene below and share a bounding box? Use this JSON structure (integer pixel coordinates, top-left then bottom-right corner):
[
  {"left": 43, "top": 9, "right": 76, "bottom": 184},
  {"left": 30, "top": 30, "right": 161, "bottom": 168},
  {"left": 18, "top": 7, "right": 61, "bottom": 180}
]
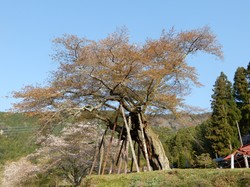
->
[
  {"left": 0, "top": 113, "right": 38, "bottom": 164},
  {"left": 82, "top": 169, "right": 250, "bottom": 187}
]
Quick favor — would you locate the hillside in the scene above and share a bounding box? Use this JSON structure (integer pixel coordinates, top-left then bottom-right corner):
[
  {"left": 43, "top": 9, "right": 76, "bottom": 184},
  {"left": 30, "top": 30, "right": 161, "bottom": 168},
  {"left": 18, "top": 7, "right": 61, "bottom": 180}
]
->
[
  {"left": 0, "top": 113, "right": 38, "bottom": 164},
  {"left": 148, "top": 113, "right": 210, "bottom": 130}
]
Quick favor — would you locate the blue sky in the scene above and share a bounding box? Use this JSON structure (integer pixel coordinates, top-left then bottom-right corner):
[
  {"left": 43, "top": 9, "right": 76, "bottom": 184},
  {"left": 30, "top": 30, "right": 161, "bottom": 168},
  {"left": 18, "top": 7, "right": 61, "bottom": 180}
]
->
[{"left": 0, "top": 0, "right": 250, "bottom": 112}]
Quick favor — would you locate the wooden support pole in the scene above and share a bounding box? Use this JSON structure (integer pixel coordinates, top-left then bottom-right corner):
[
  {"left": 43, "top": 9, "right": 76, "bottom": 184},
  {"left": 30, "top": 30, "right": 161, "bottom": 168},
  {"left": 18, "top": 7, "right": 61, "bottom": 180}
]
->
[
  {"left": 109, "top": 159, "right": 114, "bottom": 174},
  {"left": 89, "top": 126, "right": 108, "bottom": 175},
  {"left": 101, "top": 107, "right": 121, "bottom": 175},
  {"left": 124, "top": 135, "right": 128, "bottom": 174},
  {"left": 117, "top": 140, "right": 125, "bottom": 174},
  {"left": 116, "top": 140, "right": 125, "bottom": 166},
  {"left": 137, "top": 141, "right": 141, "bottom": 168},
  {"left": 89, "top": 139, "right": 101, "bottom": 175},
  {"left": 98, "top": 141, "right": 105, "bottom": 174},
  {"left": 138, "top": 114, "right": 151, "bottom": 171},
  {"left": 113, "top": 123, "right": 125, "bottom": 174},
  {"left": 116, "top": 124, "right": 125, "bottom": 174},
  {"left": 101, "top": 127, "right": 115, "bottom": 174},
  {"left": 130, "top": 141, "right": 136, "bottom": 172},
  {"left": 121, "top": 106, "right": 140, "bottom": 172},
  {"left": 117, "top": 140, "right": 127, "bottom": 174},
  {"left": 117, "top": 155, "right": 123, "bottom": 174}
]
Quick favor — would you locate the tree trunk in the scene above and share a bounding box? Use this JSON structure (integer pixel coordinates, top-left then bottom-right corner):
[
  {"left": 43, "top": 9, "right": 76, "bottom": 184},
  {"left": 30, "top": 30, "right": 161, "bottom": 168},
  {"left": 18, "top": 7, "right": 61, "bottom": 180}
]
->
[
  {"left": 129, "top": 112, "right": 170, "bottom": 170},
  {"left": 141, "top": 125, "right": 170, "bottom": 170}
]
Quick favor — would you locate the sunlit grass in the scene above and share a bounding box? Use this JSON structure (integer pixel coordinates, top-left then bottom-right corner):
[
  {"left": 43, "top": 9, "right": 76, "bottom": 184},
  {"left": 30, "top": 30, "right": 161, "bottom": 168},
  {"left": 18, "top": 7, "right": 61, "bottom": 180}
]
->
[{"left": 82, "top": 169, "right": 250, "bottom": 187}]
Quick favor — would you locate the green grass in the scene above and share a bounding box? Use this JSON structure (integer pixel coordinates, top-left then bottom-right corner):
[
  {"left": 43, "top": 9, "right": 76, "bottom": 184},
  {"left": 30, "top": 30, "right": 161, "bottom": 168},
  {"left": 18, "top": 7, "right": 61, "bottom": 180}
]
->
[{"left": 82, "top": 169, "right": 250, "bottom": 187}]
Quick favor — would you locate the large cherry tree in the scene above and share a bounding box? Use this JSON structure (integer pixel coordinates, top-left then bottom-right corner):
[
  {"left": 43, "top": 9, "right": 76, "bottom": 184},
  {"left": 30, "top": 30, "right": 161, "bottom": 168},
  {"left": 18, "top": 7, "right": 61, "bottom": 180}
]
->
[{"left": 13, "top": 27, "right": 222, "bottom": 170}]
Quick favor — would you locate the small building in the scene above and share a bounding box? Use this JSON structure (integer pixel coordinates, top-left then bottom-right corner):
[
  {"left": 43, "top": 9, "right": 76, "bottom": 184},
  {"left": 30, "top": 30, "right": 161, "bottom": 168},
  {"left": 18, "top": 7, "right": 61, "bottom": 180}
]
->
[{"left": 223, "top": 144, "right": 250, "bottom": 168}]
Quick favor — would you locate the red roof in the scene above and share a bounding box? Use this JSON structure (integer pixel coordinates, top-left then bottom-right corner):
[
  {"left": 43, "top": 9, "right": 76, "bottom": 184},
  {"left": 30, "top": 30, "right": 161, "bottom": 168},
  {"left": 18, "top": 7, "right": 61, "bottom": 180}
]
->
[{"left": 224, "top": 144, "right": 250, "bottom": 160}]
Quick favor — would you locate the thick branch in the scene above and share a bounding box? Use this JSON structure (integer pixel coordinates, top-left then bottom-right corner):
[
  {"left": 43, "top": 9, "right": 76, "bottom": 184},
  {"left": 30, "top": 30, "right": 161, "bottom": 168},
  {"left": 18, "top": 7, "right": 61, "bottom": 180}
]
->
[{"left": 89, "top": 72, "right": 112, "bottom": 91}]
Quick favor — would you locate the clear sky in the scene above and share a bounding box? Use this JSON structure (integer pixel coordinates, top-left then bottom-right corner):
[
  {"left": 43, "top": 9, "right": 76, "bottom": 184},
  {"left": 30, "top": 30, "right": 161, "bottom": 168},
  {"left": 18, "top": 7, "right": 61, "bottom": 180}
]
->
[{"left": 0, "top": 0, "right": 250, "bottom": 112}]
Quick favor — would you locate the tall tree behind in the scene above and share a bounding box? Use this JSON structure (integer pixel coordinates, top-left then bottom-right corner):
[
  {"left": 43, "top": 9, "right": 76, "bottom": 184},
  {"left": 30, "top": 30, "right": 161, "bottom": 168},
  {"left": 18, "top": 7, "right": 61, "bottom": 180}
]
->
[
  {"left": 206, "top": 72, "right": 240, "bottom": 157},
  {"left": 233, "top": 63, "right": 250, "bottom": 135}
]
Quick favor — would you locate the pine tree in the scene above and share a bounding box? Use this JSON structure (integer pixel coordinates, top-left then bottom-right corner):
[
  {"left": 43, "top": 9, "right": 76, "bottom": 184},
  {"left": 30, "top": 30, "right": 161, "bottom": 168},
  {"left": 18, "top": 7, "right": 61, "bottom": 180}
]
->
[
  {"left": 206, "top": 72, "right": 241, "bottom": 157},
  {"left": 233, "top": 63, "right": 250, "bottom": 135}
]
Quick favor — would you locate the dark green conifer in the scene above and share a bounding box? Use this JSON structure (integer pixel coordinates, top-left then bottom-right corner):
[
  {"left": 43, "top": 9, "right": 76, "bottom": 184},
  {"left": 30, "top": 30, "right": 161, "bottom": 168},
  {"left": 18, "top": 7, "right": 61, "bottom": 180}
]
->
[
  {"left": 206, "top": 72, "right": 241, "bottom": 157},
  {"left": 233, "top": 63, "right": 250, "bottom": 135}
]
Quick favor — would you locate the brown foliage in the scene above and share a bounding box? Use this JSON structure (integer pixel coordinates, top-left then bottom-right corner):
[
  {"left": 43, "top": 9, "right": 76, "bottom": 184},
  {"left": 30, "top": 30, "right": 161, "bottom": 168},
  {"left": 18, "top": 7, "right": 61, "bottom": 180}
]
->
[{"left": 13, "top": 26, "right": 222, "bottom": 121}]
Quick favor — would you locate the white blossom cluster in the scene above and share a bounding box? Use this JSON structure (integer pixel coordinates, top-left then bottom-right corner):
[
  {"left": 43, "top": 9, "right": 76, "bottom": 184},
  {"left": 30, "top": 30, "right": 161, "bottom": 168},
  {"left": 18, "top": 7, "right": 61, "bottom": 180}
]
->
[{"left": 2, "top": 157, "right": 40, "bottom": 187}]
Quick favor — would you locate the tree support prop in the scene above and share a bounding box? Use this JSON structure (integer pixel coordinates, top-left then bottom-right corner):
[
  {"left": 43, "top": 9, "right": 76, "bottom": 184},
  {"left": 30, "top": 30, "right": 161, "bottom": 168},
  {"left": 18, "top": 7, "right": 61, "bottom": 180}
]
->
[
  {"left": 138, "top": 113, "right": 152, "bottom": 171},
  {"left": 121, "top": 105, "right": 140, "bottom": 172}
]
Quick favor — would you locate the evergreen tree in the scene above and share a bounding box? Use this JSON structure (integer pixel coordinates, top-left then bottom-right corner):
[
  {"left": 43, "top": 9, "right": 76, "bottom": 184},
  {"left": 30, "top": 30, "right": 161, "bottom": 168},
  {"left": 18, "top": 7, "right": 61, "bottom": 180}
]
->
[
  {"left": 169, "top": 127, "right": 196, "bottom": 168},
  {"left": 234, "top": 67, "right": 248, "bottom": 107},
  {"left": 206, "top": 72, "right": 241, "bottom": 157},
  {"left": 195, "top": 120, "right": 214, "bottom": 156},
  {"left": 167, "top": 125, "right": 215, "bottom": 168},
  {"left": 233, "top": 63, "right": 250, "bottom": 135}
]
